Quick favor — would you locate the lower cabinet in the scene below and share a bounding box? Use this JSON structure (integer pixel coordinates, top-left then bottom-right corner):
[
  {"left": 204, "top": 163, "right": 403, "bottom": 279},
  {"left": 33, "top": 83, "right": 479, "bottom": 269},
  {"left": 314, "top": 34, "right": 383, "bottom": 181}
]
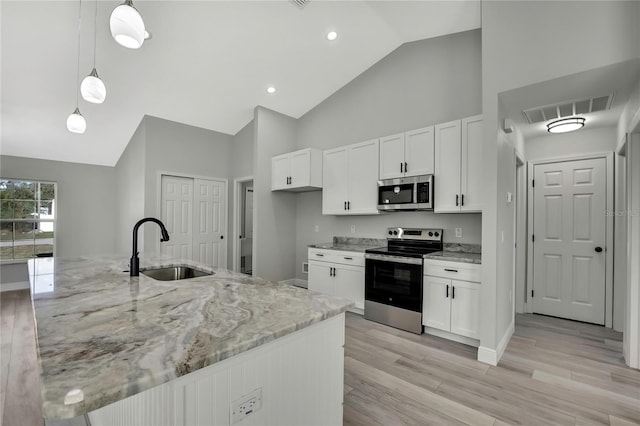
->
[
  {"left": 422, "top": 260, "right": 481, "bottom": 341},
  {"left": 308, "top": 249, "right": 364, "bottom": 312}
]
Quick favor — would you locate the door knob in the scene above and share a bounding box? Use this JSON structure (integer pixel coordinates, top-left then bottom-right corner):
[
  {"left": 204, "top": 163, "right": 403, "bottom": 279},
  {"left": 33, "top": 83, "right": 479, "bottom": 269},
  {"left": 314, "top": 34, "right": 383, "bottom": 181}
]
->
[
  {"left": 220, "top": 236, "right": 224, "bottom": 240},
  {"left": 595, "top": 246, "right": 603, "bottom": 253}
]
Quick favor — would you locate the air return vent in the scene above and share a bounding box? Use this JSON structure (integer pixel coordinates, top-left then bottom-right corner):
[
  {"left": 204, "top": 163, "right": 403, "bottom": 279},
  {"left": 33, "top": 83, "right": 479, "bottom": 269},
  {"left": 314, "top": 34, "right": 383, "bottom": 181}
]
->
[
  {"left": 522, "top": 94, "right": 614, "bottom": 124},
  {"left": 290, "top": 0, "right": 310, "bottom": 8}
]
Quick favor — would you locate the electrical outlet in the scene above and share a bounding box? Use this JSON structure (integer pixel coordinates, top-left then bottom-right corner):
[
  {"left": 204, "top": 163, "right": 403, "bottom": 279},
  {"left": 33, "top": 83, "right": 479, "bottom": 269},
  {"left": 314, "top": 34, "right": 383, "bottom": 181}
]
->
[
  {"left": 314, "top": 225, "right": 319, "bottom": 232},
  {"left": 230, "top": 388, "right": 262, "bottom": 424},
  {"left": 350, "top": 225, "right": 356, "bottom": 234},
  {"left": 455, "top": 228, "right": 462, "bottom": 238}
]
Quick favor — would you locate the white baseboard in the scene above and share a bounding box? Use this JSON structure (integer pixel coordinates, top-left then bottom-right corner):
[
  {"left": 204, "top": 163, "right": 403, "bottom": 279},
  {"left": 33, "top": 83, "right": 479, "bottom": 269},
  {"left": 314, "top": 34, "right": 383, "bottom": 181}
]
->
[
  {"left": 477, "top": 320, "right": 515, "bottom": 366},
  {"left": 1, "top": 281, "right": 29, "bottom": 292},
  {"left": 424, "top": 327, "right": 479, "bottom": 347}
]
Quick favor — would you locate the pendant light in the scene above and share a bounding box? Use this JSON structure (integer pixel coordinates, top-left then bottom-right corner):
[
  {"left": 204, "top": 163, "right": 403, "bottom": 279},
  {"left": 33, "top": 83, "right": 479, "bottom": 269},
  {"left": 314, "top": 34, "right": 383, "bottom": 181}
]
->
[
  {"left": 110, "top": 0, "right": 146, "bottom": 49},
  {"left": 547, "top": 117, "right": 585, "bottom": 134},
  {"left": 67, "top": 0, "right": 86, "bottom": 134},
  {"left": 81, "top": 0, "right": 106, "bottom": 104}
]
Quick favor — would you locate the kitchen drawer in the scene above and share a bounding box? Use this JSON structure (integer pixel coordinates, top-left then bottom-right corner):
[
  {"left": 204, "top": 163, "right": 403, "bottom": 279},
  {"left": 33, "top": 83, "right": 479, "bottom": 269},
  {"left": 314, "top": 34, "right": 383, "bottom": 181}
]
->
[
  {"left": 308, "top": 248, "right": 364, "bottom": 266},
  {"left": 424, "top": 259, "right": 481, "bottom": 282}
]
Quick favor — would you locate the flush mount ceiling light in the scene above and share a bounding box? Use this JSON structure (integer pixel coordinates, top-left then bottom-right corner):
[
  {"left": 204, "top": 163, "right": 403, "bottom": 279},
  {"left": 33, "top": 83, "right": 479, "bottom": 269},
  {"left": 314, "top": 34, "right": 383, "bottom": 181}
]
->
[
  {"left": 110, "top": 0, "right": 146, "bottom": 49},
  {"left": 81, "top": 0, "right": 106, "bottom": 103},
  {"left": 266, "top": 86, "right": 276, "bottom": 94},
  {"left": 326, "top": 31, "right": 338, "bottom": 41},
  {"left": 67, "top": 0, "right": 86, "bottom": 134},
  {"left": 547, "top": 117, "right": 585, "bottom": 134}
]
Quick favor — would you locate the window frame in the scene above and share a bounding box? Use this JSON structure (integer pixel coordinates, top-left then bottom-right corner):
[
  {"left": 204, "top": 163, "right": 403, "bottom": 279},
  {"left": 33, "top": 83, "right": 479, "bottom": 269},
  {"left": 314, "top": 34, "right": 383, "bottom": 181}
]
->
[{"left": 0, "top": 178, "right": 57, "bottom": 263}]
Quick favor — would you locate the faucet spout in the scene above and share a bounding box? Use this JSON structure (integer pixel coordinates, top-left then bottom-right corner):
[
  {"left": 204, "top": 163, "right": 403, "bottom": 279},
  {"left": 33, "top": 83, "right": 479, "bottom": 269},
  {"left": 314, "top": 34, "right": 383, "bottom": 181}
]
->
[{"left": 130, "top": 217, "right": 170, "bottom": 277}]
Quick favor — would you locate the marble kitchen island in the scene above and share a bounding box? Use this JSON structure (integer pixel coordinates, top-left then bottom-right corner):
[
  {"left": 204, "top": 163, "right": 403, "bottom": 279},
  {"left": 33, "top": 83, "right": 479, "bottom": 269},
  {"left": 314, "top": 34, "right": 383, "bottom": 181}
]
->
[{"left": 28, "top": 255, "right": 351, "bottom": 426}]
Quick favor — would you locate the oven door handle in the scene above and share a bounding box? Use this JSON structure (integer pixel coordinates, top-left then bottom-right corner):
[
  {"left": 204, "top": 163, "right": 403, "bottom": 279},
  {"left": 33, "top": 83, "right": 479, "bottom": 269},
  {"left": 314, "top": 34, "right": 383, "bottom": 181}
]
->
[{"left": 364, "top": 253, "right": 423, "bottom": 265}]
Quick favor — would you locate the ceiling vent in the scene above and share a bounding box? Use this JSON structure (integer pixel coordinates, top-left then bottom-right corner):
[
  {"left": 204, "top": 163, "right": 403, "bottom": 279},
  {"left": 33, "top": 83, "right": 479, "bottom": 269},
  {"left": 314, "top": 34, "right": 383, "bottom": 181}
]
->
[
  {"left": 522, "top": 94, "right": 614, "bottom": 124},
  {"left": 290, "top": 0, "right": 310, "bottom": 9}
]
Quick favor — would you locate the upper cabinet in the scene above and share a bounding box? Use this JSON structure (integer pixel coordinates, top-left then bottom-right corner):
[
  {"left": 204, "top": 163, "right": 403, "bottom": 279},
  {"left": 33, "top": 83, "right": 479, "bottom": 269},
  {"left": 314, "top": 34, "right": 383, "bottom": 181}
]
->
[
  {"left": 271, "top": 148, "right": 322, "bottom": 192},
  {"left": 323, "top": 139, "right": 379, "bottom": 215},
  {"left": 434, "top": 115, "right": 483, "bottom": 213},
  {"left": 379, "top": 126, "right": 434, "bottom": 180}
]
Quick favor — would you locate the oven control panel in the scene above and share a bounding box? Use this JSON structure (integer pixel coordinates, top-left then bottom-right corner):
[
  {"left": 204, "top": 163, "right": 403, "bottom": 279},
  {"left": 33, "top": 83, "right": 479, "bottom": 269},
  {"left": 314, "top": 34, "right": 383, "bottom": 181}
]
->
[{"left": 386, "top": 227, "right": 442, "bottom": 241}]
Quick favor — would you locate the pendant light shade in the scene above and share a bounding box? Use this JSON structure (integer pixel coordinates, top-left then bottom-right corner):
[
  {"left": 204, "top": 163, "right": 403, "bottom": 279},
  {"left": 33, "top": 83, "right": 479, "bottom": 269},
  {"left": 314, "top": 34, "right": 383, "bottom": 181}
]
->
[
  {"left": 81, "top": 68, "right": 106, "bottom": 104},
  {"left": 110, "top": 0, "right": 145, "bottom": 49},
  {"left": 67, "top": 108, "right": 87, "bottom": 134},
  {"left": 547, "top": 117, "right": 586, "bottom": 134}
]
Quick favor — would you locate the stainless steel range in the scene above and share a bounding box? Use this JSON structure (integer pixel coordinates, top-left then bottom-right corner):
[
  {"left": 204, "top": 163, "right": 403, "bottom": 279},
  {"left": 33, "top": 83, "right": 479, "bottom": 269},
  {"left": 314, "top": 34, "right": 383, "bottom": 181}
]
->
[{"left": 364, "top": 227, "right": 443, "bottom": 334}]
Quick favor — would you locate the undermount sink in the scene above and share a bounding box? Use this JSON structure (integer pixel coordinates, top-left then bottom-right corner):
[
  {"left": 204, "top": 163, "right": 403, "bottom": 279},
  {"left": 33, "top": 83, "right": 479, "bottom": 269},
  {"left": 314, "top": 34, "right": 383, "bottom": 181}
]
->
[{"left": 141, "top": 266, "right": 214, "bottom": 281}]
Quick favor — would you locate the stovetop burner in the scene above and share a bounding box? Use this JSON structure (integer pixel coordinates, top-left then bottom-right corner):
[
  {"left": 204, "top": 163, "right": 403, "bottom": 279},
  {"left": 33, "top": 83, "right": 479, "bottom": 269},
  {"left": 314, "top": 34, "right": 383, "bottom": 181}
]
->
[{"left": 365, "top": 227, "right": 443, "bottom": 258}]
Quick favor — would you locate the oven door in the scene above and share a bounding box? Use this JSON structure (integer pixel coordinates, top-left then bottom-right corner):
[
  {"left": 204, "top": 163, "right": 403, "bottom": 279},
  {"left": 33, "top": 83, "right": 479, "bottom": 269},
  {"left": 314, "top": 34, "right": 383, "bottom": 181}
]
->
[{"left": 364, "top": 254, "right": 423, "bottom": 312}]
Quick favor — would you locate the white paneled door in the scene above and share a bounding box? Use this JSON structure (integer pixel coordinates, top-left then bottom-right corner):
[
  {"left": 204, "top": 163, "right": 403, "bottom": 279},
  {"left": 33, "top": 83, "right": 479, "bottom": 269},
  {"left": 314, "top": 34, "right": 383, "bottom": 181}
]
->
[
  {"left": 532, "top": 158, "right": 606, "bottom": 324},
  {"left": 160, "top": 176, "right": 193, "bottom": 259},
  {"left": 161, "top": 175, "right": 227, "bottom": 268}
]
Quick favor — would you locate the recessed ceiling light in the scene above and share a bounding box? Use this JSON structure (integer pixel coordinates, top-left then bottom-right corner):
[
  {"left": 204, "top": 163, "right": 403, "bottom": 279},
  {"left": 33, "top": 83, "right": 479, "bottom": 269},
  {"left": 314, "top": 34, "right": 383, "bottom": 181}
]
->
[
  {"left": 326, "top": 31, "right": 338, "bottom": 41},
  {"left": 547, "top": 117, "right": 585, "bottom": 134},
  {"left": 266, "top": 86, "right": 276, "bottom": 94}
]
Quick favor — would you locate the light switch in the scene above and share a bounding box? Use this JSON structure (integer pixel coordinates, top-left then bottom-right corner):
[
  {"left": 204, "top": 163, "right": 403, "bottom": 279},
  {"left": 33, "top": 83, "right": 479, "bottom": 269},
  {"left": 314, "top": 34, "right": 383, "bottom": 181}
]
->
[{"left": 506, "top": 192, "right": 513, "bottom": 203}]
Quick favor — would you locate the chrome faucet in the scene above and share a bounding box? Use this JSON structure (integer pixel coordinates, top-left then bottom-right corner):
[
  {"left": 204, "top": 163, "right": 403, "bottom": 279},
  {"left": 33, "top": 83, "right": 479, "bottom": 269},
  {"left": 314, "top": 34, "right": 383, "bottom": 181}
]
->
[{"left": 130, "top": 217, "right": 170, "bottom": 277}]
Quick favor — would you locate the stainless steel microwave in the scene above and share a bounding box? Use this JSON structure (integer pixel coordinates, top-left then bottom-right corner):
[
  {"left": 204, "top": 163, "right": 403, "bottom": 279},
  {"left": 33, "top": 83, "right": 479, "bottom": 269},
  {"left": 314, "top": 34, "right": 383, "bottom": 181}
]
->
[{"left": 377, "top": 175, "right": 434, "bottom": 211}]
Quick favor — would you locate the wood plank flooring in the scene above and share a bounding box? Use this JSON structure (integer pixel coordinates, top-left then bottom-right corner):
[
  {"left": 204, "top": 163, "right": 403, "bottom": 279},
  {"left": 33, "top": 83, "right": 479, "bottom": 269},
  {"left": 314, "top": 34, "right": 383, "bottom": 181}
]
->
[
  {"left": 344, "top": 312, "right": 640, "bottom": 426},
  {"left": 1, "top": 290, "right": 639, "bottom": 425}
]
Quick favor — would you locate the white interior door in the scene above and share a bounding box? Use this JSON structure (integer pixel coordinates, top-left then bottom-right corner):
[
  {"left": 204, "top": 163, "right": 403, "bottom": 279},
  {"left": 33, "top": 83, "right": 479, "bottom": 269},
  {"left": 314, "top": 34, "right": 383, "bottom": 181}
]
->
[
  {"left": 161, "top": 175, "right": 193, "bottom": 259},
  {"left": 533, "top": 158, "right": 607, "bottom": 324},
  {"left": 192, "top": 179, "right": 227, "bottom": 268}
]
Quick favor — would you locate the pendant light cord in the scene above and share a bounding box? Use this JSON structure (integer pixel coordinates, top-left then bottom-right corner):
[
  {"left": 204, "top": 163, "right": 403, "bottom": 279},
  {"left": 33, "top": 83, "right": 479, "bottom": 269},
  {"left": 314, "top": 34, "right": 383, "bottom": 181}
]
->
[
  {"left": 92, "top": 0, "right": 97, "bottom": 67},
  {"left": 75, "top": 0, "right": 82, "bottom": 106}
]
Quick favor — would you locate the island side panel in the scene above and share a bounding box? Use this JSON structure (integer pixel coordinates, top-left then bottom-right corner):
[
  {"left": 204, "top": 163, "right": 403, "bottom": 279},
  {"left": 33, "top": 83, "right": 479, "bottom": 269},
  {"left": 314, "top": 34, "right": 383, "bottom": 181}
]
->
[{"left": 88, "top": 313, "right": 345, "bottom": 426}]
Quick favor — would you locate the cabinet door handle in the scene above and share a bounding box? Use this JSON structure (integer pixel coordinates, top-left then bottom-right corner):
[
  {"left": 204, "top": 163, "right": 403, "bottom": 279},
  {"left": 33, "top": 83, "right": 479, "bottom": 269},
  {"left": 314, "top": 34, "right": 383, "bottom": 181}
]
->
[
  {"left": 405, "top": 162, "right": 408, "bottom": 173},
  {"left": 444, "top": 268, "right": 458, "bottom": 273},
  {"left": 456, "top": 194, "right": 459, "bottom": 206},
  {"left": 347, "top": 201, "right": 350, "bottom": 210},
  {"left": 344, "top": 201, "right": 347, "bottom": 210},
  {"left": 452, "top": 286, "right": 455, "bottom": 299},
  {"left": 461, "top": 194, "right": 464, "bottom": 206},
  {"left": 333, "top": 267, "right": 336, "bottom": 277},
  {"left": 446, "top": 284, "right": 449, "bottom": 298},
  {"left": 400, "top": 162, "right": 404, "bottom": 173}
]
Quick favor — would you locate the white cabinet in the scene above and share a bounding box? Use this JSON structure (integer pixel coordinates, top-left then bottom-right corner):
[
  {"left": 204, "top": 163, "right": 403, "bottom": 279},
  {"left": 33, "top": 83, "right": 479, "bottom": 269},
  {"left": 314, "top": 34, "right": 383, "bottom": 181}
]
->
[
  {"left": 322, "top": 139, "right": 379, "bottom": 215},
  {"left": 271, "top": 148, "right": 322, "bottom": 191},
  {"left": 308, "top": 248, "right": 365, "bottom": 312},
  {"left": 434, "top": 115, "right": 483, "bottom": 212},
  {"left": 379, "top": 126, "right": 434, "bottom": 180},
  {"left": 422, "top": 259, "right": 481, "bottom": 341}
]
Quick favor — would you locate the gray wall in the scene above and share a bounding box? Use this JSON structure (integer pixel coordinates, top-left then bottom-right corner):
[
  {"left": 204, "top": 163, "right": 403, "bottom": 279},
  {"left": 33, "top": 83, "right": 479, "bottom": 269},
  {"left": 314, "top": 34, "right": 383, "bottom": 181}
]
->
[
  {"left": 228, "top": 120, "right": 255, "bottom": 269},
  {"left": 114, "top": 119, "right": 146, "bottom": 254},
  {"left": 481, "top": 0, "right": 640, "bottom": 358},
  {"left": 253, "top": 106, "right": 297, "bottom": 282},
  {"left": 141, "top": 116, "right": 234, "bottom": 253},
  {"left": 293, "top": 29, "right": 483, "bottom": 279},
  {"left": 0, "top": 155, "right": 116, "bottom": 286}
]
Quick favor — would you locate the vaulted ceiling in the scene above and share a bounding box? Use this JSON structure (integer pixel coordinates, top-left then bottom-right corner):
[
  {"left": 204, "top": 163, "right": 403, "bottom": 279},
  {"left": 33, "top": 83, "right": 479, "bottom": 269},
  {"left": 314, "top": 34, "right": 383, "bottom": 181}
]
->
[{"left": 1, "top": 1, "right": 481, "bottom": 166}]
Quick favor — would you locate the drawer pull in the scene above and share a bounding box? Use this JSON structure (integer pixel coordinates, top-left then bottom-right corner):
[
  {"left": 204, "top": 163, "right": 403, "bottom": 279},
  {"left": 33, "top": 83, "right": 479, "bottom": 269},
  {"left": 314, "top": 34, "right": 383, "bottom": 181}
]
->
[
  {"left": 444, "top": 268, "right": 458, "bottom": 273},
  {"left": 315, "top": 253, "right": 324, "bottom": 257},
  {"left": 344, "top": 257, "right": 353, "bottom": 260}
]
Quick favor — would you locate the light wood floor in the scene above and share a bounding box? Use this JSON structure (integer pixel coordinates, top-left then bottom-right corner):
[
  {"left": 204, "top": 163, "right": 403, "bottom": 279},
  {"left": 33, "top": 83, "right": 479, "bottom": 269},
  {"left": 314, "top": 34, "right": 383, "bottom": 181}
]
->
[
  {"left": 1, "top": 290, "right": 639, "bottom": 425},
  {"left": 344, "top": 312, "right": 640, "bottom": 426}
]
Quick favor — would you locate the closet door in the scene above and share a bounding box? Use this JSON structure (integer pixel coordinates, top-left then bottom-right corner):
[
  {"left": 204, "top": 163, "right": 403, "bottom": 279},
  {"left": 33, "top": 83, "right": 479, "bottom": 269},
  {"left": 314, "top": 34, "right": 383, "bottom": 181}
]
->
[
  {"left": 193, "top": 179, "right": 227, "bottom": 268},
  {"left": 160, "top": 175, "right": 193, "bottom": 259}
]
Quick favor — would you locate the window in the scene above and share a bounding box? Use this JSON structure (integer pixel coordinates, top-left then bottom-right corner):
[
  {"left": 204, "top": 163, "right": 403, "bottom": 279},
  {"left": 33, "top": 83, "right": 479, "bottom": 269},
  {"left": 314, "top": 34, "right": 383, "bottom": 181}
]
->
[{"left": 0, "top": 179, "right": 56, "bottom": 261}]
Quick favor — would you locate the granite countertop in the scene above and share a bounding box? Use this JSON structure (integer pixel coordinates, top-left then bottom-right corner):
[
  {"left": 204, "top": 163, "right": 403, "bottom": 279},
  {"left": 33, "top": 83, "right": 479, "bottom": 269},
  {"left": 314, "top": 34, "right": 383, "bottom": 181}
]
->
[
  {"left": 28, "top": 255, "right": 352, "bottom": 419},
  {"left": 423, "top": 243, "right": 482, "bottom": 264},
  {"left": 308, "top": 236, "right": 387, "bottom": 253}
]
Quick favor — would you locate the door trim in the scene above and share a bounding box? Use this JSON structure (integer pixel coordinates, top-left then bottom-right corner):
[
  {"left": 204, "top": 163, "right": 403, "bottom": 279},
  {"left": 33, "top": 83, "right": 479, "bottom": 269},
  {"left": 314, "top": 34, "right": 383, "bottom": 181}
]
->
[
  {"left": 526, "top": 152, "right": 614, "bottom": 327},
  {"left": 232, "top": 175, "right": 253, "bottom": 273},
  {"left": 156, "top": 171, "right": 228, "bottom": 265}
]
